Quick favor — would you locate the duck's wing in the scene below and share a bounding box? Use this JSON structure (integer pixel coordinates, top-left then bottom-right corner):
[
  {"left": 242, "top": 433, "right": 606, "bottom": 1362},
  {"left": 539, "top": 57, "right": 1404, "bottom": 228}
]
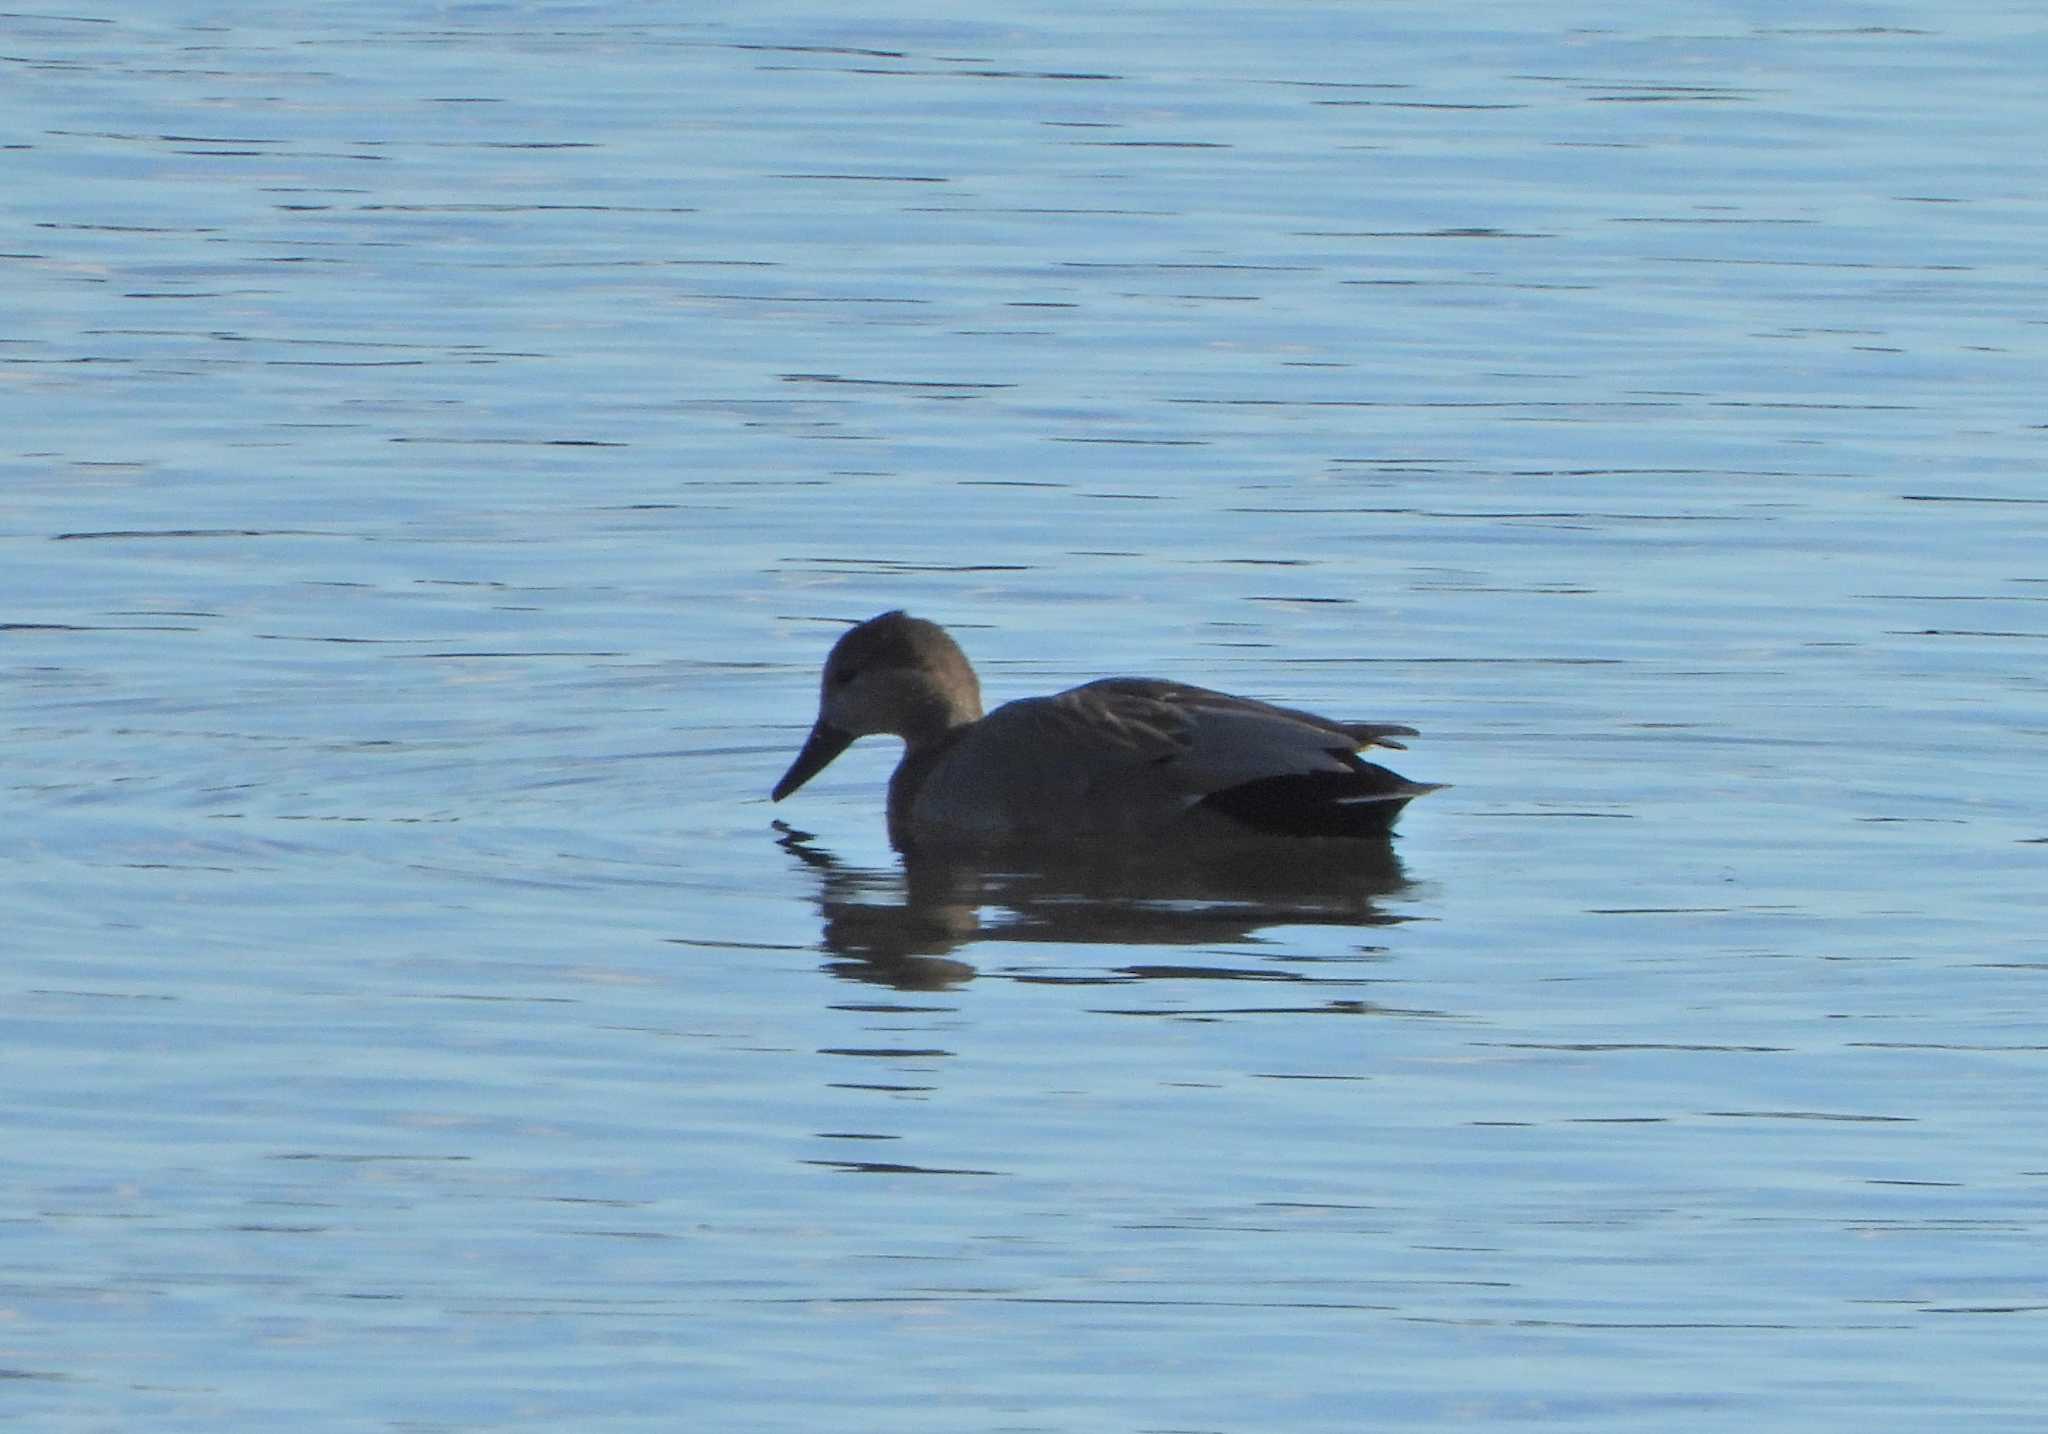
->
[
  {"left": 1072, "top": 679, "right": 1441, "bottom": 839},
  {"left": 1077, "top": 678, "right": 1417, "bottom": 754},
  {"left": 912, "top": 678, "right": 1433, "bottom": 840}
]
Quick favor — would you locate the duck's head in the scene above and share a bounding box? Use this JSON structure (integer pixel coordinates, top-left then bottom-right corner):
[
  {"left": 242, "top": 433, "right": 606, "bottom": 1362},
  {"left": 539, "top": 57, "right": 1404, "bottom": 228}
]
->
[{"left": 771, "top": 611, "right": 984, "bottom": 801}]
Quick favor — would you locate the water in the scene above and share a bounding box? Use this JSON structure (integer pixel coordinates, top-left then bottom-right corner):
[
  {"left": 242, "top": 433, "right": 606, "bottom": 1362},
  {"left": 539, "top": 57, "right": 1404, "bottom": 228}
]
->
[{"left": 6, "top": 2, "right": 2047, "bottom": 1429}]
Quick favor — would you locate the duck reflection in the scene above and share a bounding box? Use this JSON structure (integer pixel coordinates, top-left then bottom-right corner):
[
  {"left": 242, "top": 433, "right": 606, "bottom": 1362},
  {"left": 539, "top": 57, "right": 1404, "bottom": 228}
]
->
[{"left": 774, "top": 821, "right": 1416, "bottom": 990}]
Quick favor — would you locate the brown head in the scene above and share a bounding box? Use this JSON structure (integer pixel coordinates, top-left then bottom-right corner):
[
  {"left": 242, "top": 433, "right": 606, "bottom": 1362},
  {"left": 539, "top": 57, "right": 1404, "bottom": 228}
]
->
[{"left": 771, "top": 611, "right": 984, "bottom": 802}]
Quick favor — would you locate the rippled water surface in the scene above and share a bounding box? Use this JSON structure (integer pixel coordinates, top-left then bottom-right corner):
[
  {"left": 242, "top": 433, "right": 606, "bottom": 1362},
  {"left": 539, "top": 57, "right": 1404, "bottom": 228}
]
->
[{"left": 7, "top": 2, "right": 2047, "bottom": 1429}]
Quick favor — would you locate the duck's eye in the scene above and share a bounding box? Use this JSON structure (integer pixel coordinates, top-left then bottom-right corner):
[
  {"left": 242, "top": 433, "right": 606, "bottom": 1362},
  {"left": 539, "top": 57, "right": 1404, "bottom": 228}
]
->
[{"left": 830, "top": 666, "right": 859, "bottom": 687}]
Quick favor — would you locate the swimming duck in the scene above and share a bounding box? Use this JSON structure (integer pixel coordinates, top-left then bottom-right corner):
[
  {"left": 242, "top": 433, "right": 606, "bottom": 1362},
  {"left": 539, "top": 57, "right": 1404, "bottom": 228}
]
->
[{"left": 771, "top": 611, "right": 1439, "bottom": 851}]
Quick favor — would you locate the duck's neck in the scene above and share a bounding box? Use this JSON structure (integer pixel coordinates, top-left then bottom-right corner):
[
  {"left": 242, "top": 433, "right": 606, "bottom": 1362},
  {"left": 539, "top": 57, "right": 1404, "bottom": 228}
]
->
[{"left": 897, "top": 674, "right": 982, "bottom": 750}]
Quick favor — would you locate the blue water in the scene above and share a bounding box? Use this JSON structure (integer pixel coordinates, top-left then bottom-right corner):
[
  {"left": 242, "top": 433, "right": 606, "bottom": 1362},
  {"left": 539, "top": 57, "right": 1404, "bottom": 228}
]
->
[{"left": 6, "top": 3, "right": 2046, "bottom": 1429}]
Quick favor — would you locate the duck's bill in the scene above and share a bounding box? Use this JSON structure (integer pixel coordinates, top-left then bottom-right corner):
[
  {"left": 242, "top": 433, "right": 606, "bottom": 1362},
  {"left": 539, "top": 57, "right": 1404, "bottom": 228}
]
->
[{"left": 771, "top": 719, "right": 855, "bottom": 801}]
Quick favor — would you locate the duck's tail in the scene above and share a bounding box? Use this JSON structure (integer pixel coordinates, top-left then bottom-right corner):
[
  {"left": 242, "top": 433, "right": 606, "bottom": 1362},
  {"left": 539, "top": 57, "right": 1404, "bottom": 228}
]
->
[{"left": 1199, "top": 758, "right": 1445, "bottom": 839}]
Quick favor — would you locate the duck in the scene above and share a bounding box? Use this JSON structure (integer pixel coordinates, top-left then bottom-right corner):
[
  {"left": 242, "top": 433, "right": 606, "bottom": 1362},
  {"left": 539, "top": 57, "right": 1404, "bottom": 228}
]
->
[{"left": 771, "top": 611, "right": 1440, "bottom": 851}]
